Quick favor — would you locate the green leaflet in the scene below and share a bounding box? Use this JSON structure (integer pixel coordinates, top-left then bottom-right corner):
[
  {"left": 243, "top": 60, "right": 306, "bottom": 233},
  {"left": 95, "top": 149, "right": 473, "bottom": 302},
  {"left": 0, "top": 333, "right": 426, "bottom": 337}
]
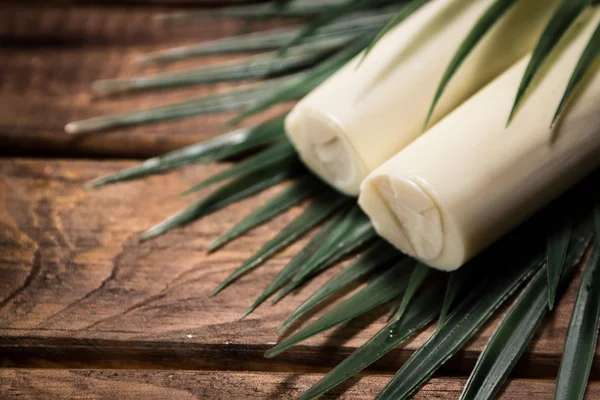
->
[
  {"left": 85, "top": 115, "right": 286, "bottom": 189},
  {"left": 182, "top": 140, "right": 297, "bottom": 195},
  {"left": 460, "top": 268, "right": 549, "bottom": 400},
  {"left": 292, "top": 207, "right": 376, "bottom": 282},
  {"left": 375, "top": 242, "right": 545, "bottom": 400},
  {"left": 555, "top": 208, "right": 600, "bottom": 400},
  {"left": 508, "top": 0, "right": 591, "bottom": 124},
  {"left": 242, "top": 206, "right": 353, "bottom": 318},
  {"left": 298, "top": 281, "right": 444, "bottom": 400},
  {"left": 547, "top": 215, "right": 572, "bottom": 310},
  {"left": 211, "top": 191, "right": 349, "bottom": 296},
  {"left": 92, "top": 39, "right": 348, "bottom": 94},
  {"left": 209, "top": 175, "right": 323, "bottom": 252},
  {"left": 280, "top": 0, "right": 378, "bottom": 53},
  {"left": 138, "top": 11, "right": 392, "bottom": 64},
  {"left": 225, "top": 35, "right": 373, "bottom": 127},
  {"left": 425, "top": 0, "right": 518, "bottom": 128},
  {"left": 139, "top": 159, "right": 303, "bottom": 241},
  {"left": 270, "top": 217, "right": 377, "bottom": 308},
  {"left": 270, "top": 207, "right": 376, "bottom": 305},
  {"left": 553, "top": 17, "right": 600, "bottom": 126},
  {"left": 201, "top": 116, "right": 287, "bottom": 163},
  {"left": 387, "top": 263, "right": 430, "bottom": 322},
  {"left": 460, "top": 210, "right": 593, "bottom": 400},
  {"left": 279, "top": 240, "right": 400, "bottom": 331},
  {"left": 433, "top": 261, "right": 480, "bottom": 338},
  {"left": 359, "top": 0, "right": 428, "bottom": 66},
  {"left": 159, "top": 0, "right": 346, "bottom": 22},
  {"left": 65, "top": 77, "right": 298, "bottom": 135},
  {"left": 265, "top": 258, "right": 416, "bottom": 358}
]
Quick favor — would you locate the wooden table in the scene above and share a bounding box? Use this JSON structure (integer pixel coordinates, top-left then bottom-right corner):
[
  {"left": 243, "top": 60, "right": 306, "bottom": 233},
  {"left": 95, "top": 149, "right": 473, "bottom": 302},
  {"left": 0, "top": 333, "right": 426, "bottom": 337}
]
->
[{"left": 1, "top": 4, "right": 598, "bottom": 399}]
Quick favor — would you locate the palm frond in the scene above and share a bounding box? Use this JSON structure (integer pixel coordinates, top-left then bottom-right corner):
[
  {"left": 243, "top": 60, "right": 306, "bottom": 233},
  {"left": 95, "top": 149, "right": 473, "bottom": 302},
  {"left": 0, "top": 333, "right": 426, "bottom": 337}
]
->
[
  {"left": 375, "top": 241, "right": 545, "bottom": 400},
  {"left": 211, "top": 191, "right": 349, "bottom": 296},
  {"left": 139, "top": 10, "right": 395, "bottom": 65},
  {"left": 298, "top": 281, "right": 444, "bottom": 400},
  {"left": 547, "top": 214, "right": 572, "bottom": 310},
  {"left": 208, "top": 174, "right": 323, "bottom": 252},
  {"left": 242, "top": 207, "right": 353, "bottom": 318},
  {"left": 358, "top": 0, "right": 428, "bottom": 66},
  {"left": 226, "top": 35, "right": 372, "bottom": 127},
  {"left": 508, "top": 0, "right": 591, "bottom": 124},
  {"left": 265, "top": 258, "right": 415, "bottom": 358},
  {"left": 553, "top": 17, "right": 600, "bottom": 125},
  {"left": 425, "top": 0, "right": 518, "bottom": 127},
  {"left": 386, "top": 263, "right": 430, "bottom": 321},
  {"left": 555, "top": 206, "right": 600, "bottom": 400},
  {"left": 182, "top": 140, "right": 296, "bottom": 195},
  {"left": 159, "top": 0, "right": 347, "bottom": 22},
  {"left": 93, "top": 38, "right": 349, "bottom": 94},
  {"left": 279, "top": 240, "right": 400, "bottom": 330},
  {"left": 66, "top": 77, "right": 298, "bottom": 135},
  {"left": 140, "top": 158, "right": 303, "bottom": 241}
]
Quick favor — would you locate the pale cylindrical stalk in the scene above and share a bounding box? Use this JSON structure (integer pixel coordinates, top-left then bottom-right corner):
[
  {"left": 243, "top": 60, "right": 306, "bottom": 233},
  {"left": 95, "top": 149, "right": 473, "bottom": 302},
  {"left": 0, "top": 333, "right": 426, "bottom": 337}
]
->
[
  {"left": 359, "top": 9, "right": 600, "bottom": 271},
  {"left": 285, "top": 0, "right": 556, "bottom": 195}
]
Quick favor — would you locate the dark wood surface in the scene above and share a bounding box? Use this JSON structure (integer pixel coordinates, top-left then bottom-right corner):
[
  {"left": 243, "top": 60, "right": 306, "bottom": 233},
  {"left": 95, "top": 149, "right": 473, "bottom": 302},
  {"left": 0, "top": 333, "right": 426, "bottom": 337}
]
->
[
  {"left": 4, "top": 370, "right": 592, "bottom": 400},
  {"left": 0, "top": 4, "right": 290, "bottom": 158},
  {"left": 1, "top": 4, "right": 599, "bottom": 400}
]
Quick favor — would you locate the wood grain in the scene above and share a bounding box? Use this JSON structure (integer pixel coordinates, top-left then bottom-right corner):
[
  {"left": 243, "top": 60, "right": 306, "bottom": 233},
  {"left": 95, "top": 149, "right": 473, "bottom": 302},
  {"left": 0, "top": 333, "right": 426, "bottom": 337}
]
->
[
  {"left": 0, "top": 158, "right": 596, "bottom": 384},
  {"left": 3, "top": 369, "right": 596, "bottom": 400},
  {"left": 0, "top": 5, "right": 292, "bottom": 158},
  {"left": 1, "top": 369, "right": 585, "bottom": 400}
]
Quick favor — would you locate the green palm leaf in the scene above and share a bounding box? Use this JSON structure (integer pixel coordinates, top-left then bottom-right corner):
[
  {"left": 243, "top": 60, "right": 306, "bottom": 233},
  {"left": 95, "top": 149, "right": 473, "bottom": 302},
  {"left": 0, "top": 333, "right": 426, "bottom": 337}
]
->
[
  {"left": 425, "top": 0, "right": 518, "bottom": 127},
  {"left": 140, "top": 158, "right": 303, "bottom": 241},
  {"left": 208, "top": 175, "right": 323, "bottom": 252},
  {"left": 553, "top": 17, "right": 600, "bottom": 126},
  {"left": 268, "top": 207, "right": 376, "bottom": 307},
  {"left": 279, "top": 240, "right": 400, "bottom": 331},
  {"left": 159, "top": 0, "right": 346, "bottom": 22},
  {"left": 458, "top": 207, "right": 593, "bottom": 400},
  {"left": 265, "top": 258, "right": 415, "bottom": 358},
  {"left": 211, "top": 191, "right": 349, "bottom": 296},
  {"left": 433, "top": 262, "right": 480, "bottom": 338},
  {"left": 93, "top": 39, "right": 348, "bottom": 94},
  {"left": 241, "top": 206, "right": 353, "bottom": 318},
  {"left": 358, "top": 0, "right": 429, "bottom": 66},
  {"left": 555, "top": 207, "right": 600, "bottom": 400},
  {"left": 459, "top": 267, "right": 549, "bottom": 400},
  {"left": 298, "top": 281, "right": 444, "bottom": 400},
  {"left": 460, "top": 208, "right": 592, "bottom": 400},
  {"left": 387, "top": 262, "right": 430, "bottom": 321},
  {"left": 508, "top": 0, "right": 591, "bottom": 124},
  {"left": 65, "top": 77, "right": 299, "bottom": 135},
  {"left": 83, "top": 118, "right": 284, "bottom": 189},
  {"left": 182, "top": 140, "right": 297, "bottom": 195},
  {"left": 547, "top": 215, "right": 572, "bottom": 310},
  {"left": 139, "top": 11, "right": 393, "bottom": 65},
  {"left": 280, "top": 0, "right": 381, "bottom": 53},
  {"left": 375, "top": 242, "right": 545, "bottom": 400},
  {"left": 292, "top": 207, "right": 376, "bottom": 282},
  {"left": 225, "top": 35, "right": 373, "bottom": 127}
]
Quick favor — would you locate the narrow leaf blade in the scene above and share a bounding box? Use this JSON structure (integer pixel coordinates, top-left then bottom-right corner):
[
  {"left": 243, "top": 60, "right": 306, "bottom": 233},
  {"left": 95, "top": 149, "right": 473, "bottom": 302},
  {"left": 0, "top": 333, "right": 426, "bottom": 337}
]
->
[
  {"left": 508, "top": 0, "right": 590, "bottom": 124},
  {"left": 553, "top": 18, "right": 600, "bottom": 125},
  {"left": 265, "top": 259, "right": 415, "bottom": 358},
  {"left": 212, "top": 191, "right": 349, "bottom": 296}
]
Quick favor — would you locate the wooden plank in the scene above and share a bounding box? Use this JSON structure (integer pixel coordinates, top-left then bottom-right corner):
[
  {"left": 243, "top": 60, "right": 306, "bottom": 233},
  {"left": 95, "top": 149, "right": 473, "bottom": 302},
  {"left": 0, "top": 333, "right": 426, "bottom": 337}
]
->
[
  {"left": 0, "top": 5, "right": 292, "bottom": 158},
  {"left": 0, "top": 158, "right": 596, "bottom": 380},
  {"left": 1, "top": 369, "right": 594, "bottom": 399}
]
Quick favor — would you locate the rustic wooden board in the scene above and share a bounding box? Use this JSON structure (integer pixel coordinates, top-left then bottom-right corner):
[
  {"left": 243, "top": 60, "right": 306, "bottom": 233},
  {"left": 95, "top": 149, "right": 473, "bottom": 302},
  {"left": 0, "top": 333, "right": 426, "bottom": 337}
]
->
[
  {"left": 2, "top": 369, "right": 593, "bottom": 400},
  {"left": 0, "top": 5, "right": 292, "bottom": 158},
  {"left": 0, "top": 158, "right": 595, "bottom": 385}
]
